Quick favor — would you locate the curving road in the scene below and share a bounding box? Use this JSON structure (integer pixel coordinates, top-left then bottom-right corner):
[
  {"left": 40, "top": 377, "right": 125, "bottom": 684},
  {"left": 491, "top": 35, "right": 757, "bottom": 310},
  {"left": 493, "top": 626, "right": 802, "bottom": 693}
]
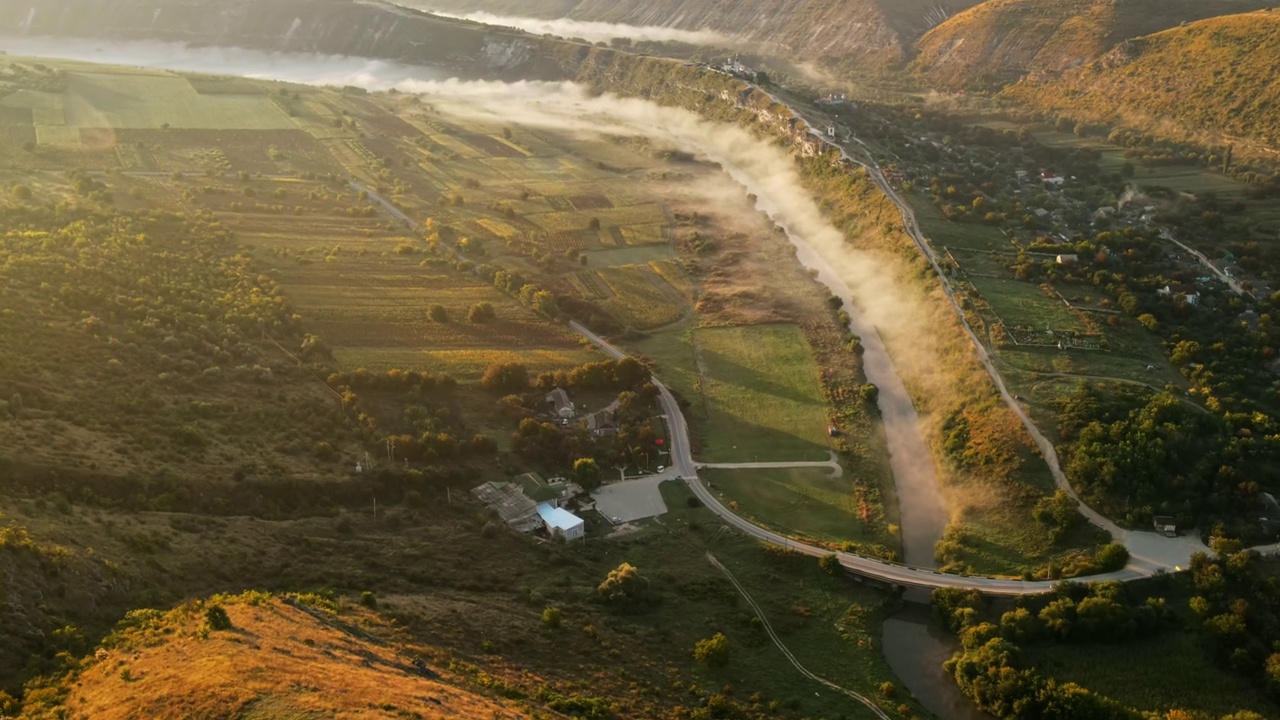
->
[
  {"left": 570, "top": 321, "right": 1157, "bottom": 595},
  {"left": 357, "top": 146, "right": 1200, "bottom": 595}
]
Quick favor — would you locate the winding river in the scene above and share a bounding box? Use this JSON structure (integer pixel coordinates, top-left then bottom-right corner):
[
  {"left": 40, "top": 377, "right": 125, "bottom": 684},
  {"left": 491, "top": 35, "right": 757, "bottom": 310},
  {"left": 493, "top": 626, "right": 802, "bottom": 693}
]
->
[{"left": 0, "top": 33, "right": 971, "bottom": 717}]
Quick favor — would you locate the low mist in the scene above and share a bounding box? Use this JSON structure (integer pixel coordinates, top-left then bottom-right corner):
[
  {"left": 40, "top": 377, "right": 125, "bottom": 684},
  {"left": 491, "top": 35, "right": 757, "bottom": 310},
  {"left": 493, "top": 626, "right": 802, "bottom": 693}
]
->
[
  {"left": 2, "top": 33, "right": 946, "bottom": 558},
  {"left": 392, "top": 3, "right": 736, "bottom": 47},
  {"left": 0, "top": 35, "right": 925, "bottom": 338}
]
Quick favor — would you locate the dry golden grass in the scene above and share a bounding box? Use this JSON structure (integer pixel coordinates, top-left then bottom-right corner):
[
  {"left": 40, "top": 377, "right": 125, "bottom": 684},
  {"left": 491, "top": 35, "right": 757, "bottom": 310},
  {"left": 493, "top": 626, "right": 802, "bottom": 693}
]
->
[{"left": 67, "top": 597, "right": 534, "bottom": 720}]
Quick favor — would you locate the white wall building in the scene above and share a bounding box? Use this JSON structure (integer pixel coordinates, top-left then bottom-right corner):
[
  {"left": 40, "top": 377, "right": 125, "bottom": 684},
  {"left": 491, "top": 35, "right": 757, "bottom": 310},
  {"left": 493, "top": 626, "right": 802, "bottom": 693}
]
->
[{"left": 537, "top": 502, "right": 585, "bottom": 541}]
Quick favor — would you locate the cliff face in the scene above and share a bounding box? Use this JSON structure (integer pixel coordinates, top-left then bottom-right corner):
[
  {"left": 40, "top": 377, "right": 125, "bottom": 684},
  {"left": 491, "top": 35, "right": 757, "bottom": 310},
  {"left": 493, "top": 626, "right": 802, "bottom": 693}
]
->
[
  {"left": 0, "top": 0, "right": 574, "bottom": 80},
  {"left": 912, "top": 0, "right": 1279, "bottom": 90},
  {"left": 398, "top": 0, "right": 983, "bottom": 72}
]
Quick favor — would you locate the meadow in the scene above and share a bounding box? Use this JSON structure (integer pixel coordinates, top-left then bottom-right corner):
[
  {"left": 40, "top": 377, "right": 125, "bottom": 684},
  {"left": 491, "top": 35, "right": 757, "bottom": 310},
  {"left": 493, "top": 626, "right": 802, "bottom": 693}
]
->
[
  {"left": 701, "top": 467, "right": 896, "bottom": 553},
  {"left": 638, "top": 324, "right": 834, "bottom": 463}
]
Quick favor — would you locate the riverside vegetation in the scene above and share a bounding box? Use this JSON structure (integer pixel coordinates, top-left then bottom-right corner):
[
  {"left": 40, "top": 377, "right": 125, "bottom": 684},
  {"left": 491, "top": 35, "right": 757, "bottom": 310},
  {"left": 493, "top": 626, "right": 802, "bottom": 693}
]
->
[
  {"left": 7, "top": 1, "right": 1280, "bottom": 712},
  {"left": 0, "top": 54, "right": 911, "bottom": 719}
]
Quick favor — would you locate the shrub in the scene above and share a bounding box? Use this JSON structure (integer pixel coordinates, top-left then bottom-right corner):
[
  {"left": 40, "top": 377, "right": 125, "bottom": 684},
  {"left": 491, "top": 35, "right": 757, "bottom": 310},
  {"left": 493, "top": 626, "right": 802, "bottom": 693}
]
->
[
  {"left": 360, "top": 591, "right": 377, "bottom": 608},
  {"left": 541, "top": 607, "right": 562, "bottom": 629},
  {"left": 818, "top": 553, "right": 840, "bottom": 575},
  {"left": 480, "top": 362, "right": 529, "bottom": 393},
  {"left": 597, "top": 562, "right": 652, "bottom": 612},
  {"left": 467, "top": 301, "right": 496, "bottom": 324},
  {"left": 1094, "top": 542, "right": 1130, "bottom": 571},
  {"left": 205, "top": 605, "right": 232, "bottom": 631},
  {"left": 693, "top": 632, "right": 730, "bottom": 666}
]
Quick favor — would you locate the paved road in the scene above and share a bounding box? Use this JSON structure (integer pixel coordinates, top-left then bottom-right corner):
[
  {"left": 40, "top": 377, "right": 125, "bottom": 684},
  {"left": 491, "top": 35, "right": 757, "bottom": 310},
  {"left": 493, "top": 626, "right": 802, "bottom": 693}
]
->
[
  {"left": 1160, "top": 229, "right": 1253, "bottom": 299},
  {"left": 363, "top": 160, "right": 1197, "bottom": 594},
  {"left": 569, "top": 321, "right": 1154, "bottom": 595}
]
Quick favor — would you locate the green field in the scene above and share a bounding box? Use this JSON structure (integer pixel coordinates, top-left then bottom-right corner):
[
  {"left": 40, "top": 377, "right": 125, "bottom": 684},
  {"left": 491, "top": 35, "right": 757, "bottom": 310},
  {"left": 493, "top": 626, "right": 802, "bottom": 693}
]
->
[
  {"left": 969, "top": 276, "right": 1087, "bottom": 333},
  {"left": 911, "top": 199, "right": 1009, "bottom": 251},
  {"left": 232, "top": 200, "right": 596, "bottom": 380},
  {"left": 638, "top": 324, "right": 833, "bottom": 463},
  {"left": 702, "top": 467, "right": 895, "bottom": 550},
  {"left": 0, "top": 66, "right": 295, "bottom": 142}
]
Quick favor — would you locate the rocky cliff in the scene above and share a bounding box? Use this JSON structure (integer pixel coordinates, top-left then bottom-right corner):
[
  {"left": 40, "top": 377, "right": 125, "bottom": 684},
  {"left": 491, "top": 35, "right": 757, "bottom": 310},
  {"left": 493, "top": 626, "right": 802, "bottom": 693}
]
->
[
  {"left": 399, "top": 0, "right": 983, "bottom": 72},
  {"left": 0, "top": 0, "right": 577, "bottom": 80}
]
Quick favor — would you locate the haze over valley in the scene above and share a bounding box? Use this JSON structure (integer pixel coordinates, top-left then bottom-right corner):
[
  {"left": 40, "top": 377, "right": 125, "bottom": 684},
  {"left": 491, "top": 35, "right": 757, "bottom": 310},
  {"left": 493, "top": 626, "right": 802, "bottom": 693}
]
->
[{"left": 2, "top": 2, "right": 1280, "bottom": 719}]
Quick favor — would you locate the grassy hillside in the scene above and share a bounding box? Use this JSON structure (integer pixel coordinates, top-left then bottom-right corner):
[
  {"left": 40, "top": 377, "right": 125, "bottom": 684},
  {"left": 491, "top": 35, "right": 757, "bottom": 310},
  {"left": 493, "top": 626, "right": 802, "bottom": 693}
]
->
[
  {"left": 4, "top": 484, "right": 918, "bottom": 720},
  {"left": 29, "top": 594, "right": 539, "bottom": 719},
  {"left": 913, "top": 0, "right": 1278, "bottom": 90},
  {"left": 1005, "top": 11, "right": 1280, "bottom": 155}
]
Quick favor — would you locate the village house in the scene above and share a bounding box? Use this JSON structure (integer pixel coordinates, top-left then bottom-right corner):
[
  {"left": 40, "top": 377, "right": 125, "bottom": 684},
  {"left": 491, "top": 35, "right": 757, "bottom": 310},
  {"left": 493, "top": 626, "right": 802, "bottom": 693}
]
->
[
  {"left": 517, "top": 471, "right": 581, "bottom": 509},
  {"left": 546, "top": 387, "right": 575, "bottom": 419},
  {"left": 1040, "top": 171, "right": 1065, "bottom": 186},
  {"left": 585, "top": 408, "right": 618, "bottom": 437},
  {"left": 1158, "top": 283, "right": 1200, "bottom": 305}
]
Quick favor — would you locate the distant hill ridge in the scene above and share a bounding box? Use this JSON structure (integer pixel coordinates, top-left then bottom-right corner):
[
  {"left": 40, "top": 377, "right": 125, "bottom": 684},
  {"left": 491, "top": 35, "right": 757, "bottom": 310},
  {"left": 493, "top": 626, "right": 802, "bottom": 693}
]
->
[
  {"left": 402, "top": 0, "right": 985, "bottom": 70},
  {"left": 913, "top": 0, "right": 1280, "bottom": 89},
  {"left": 1005, "top": 11, "right": 1280, "bottom": 156}
]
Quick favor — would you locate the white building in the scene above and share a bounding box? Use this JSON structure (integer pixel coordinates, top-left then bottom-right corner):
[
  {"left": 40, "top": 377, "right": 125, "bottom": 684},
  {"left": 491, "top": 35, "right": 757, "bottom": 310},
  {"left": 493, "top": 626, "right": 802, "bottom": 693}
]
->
[{"left": 537, "top": 502, "right": 585, "bottom": 541}]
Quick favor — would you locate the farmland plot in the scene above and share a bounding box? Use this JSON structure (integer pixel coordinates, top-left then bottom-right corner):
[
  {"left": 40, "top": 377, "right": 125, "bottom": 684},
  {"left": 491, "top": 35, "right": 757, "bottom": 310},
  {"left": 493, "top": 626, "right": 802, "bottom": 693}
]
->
[
  {"left": 236, "top": 210, "right": 594, "bottom": 380},
  {"left": 62, "top": 71, "right": 293, "bottom": 130},
  {"left": 638, "top": 325, "right": 833, "bottom": 463},
  {"left": 596, "top": 264, "right": 689, "bottom": 330}
]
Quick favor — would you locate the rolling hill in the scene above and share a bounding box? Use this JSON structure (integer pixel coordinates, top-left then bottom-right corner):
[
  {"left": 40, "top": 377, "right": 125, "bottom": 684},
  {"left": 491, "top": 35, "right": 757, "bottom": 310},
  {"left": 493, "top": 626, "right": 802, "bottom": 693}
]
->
[
  {"left": 1005, "top": 11, "right": 1280, "bottom": 155},
  {"left": 23, "top": 593, "right": 543, "bottom": 719},
  {"left": 401, "top": 0, "right": 985, "bottom": 71},
  {"left": 913, "top": 0, "right": 1279, "bottom": 90}
]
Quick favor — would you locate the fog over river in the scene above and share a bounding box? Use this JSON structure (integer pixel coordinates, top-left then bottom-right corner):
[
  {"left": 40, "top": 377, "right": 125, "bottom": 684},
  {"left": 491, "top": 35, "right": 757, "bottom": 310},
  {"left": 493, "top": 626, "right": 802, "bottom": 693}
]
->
[{"left": 0, "top": 34, "right": 948, "bottom": 567}]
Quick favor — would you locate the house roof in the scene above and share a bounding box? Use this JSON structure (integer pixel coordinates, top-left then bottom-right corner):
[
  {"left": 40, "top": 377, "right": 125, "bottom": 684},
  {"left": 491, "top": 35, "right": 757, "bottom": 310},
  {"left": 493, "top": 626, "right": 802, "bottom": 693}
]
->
[
  {"left": 537, "top": 502, "right": 584, "bottom": 531},
  {"left": 586, "top": 408, "right": 616, "bottom": 430},
  {"left": 1167, "top": 283, "right": 1197, "bottom": 295}
]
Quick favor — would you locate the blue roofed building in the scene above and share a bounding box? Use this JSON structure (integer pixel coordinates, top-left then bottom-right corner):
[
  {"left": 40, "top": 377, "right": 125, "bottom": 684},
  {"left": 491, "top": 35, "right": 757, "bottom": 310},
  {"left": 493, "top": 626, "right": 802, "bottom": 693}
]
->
[{"left": 536, "top": 502, "right": 585, "bottom": 541}]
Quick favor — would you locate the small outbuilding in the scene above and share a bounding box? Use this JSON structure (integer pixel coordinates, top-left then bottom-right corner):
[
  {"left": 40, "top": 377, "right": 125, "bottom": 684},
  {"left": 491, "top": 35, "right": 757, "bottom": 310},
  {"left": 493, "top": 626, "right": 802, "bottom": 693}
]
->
[
  {"left": 1153, "top": 515, "right": 1178, "bottom": 538},
  {"left": 1055, "top": 254, "right": 1078, "bottom": 266},
  {"left": 537, "top": 502, "right": 585, "bottom": 541}
]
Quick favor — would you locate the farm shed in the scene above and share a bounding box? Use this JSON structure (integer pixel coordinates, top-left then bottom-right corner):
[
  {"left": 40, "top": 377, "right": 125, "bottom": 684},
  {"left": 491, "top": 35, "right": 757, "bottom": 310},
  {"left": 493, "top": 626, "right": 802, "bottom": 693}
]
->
[
  {"left": 537, "top": 502, "right": 585, "bottom": 541},
  {"left": 471, "top": 481, "right": 541, "bottom": 533}
]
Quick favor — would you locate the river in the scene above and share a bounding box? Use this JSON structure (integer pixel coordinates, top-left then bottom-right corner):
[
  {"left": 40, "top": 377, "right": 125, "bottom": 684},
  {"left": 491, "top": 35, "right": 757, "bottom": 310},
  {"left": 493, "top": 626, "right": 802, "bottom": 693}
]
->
[
  {"left": 0, "top": 32, "right": 969, "bottom": 715},
  {"left": 883, "top": 602, "right": 990, "bottom": 720},
  {"left": 721, "top": 177, "right": 950, "bottom": 569}
]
